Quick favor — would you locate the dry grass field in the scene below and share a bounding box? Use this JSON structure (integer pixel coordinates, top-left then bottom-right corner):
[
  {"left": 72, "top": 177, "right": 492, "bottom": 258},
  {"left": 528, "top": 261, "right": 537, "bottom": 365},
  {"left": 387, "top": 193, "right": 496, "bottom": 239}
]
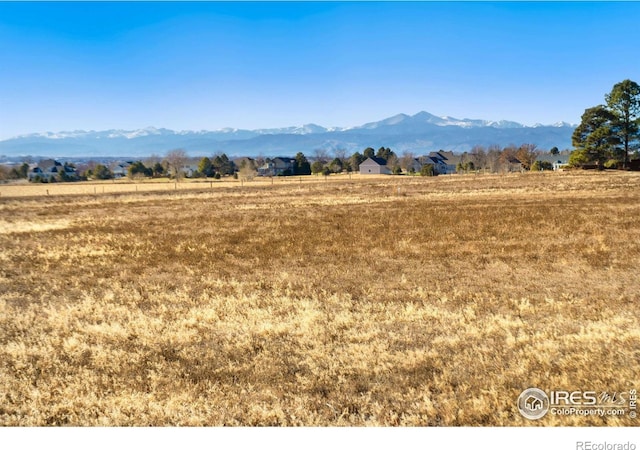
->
[{"left": 0, "top": 171, "right": 638, "bottom": 426}]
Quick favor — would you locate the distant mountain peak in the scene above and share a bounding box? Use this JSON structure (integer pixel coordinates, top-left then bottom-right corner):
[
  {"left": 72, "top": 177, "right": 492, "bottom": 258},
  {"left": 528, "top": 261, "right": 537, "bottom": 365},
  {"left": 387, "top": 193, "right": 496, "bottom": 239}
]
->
[
  {"left": 0, "top": 110, "right": 576, "bottom": 159},
  {"left": 552, "top": 121, "right": 576, "bottom": 128}
]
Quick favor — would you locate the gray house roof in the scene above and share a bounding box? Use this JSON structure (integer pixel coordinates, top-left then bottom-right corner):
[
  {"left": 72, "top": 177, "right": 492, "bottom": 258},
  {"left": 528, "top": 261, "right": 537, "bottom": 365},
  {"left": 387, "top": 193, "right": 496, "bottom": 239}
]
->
[
  {"left": 362, "top": 157, "right": 388, "bottom": 166},
  {"left": 35, "top": 159, "right": 62, "bottom": 172},
  {"left": 272, "top": 157, "right": 295, "bottom": 168},
  {"left": 422, "top": 156, "right": 443, "bottom": 165},
  {"left": 536, "top": 154, "right": 570, "bottom": 164}
]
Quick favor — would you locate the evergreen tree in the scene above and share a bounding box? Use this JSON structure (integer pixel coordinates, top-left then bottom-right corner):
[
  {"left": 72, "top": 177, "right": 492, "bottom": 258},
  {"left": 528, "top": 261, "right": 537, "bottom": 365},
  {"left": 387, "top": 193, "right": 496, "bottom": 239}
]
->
[
  {"left": 572, "top": 105, "right": 620, "bottom": 167},
  {"left": 606, "top": 79, "right": 640, "bottom": 168},
  {"left": 349, "top": 152, "right": 365, "bottom": 171},
  {"left": 376, "top": 146, "right": 395, "bottom": 160},
  {"left": 212, "top": 153, "right": 235, "bottom": 176},
  {"left": 311, "top": 161, "right": 324, "bottom": 174},
  {"left": 363, "top": 147, "right": 375, "bottom": 159},
  {"left": 128, "top": 161, "right": 152, "bottom": 178},
  {"left": 93, "top": 164, "right": 113, "bottom": 180},
  {"left": 329, "top": 157, "right": 343, "bottom": 173},
  {"left": 198, "top": 157, "right": 213, "bottom": 177},
  {"left": 294, "top": 152, "right": 311, "bottom": 175},
  {"left": 153, "top": 162, "right": 165, "bottom": 177}
]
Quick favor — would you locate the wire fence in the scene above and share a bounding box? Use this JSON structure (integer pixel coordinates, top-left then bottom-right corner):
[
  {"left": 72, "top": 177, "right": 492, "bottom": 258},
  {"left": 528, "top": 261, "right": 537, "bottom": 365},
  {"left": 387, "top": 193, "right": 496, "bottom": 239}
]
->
[{"left": 0, "top": 173, "right": 405, "bottom": 198}]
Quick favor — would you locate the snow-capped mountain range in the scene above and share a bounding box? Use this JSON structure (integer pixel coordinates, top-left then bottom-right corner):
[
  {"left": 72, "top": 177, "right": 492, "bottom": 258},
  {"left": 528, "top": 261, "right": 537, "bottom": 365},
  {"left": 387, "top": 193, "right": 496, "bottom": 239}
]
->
[{"left": 0, "top": 111, "right": 577, "bottom": 158}]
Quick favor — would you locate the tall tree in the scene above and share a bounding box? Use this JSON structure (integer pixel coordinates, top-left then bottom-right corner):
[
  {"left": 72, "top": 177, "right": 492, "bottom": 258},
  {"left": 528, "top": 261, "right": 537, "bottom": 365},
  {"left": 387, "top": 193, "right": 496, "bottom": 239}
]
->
[
  {"left": 400, "top": 151, "right": 416, "bottom": 173},
  {"left": 571, "top": 105, "right": 619, "bottom": 167},
  {"left": 93, "top": 164, "right": 113, "bottom": 180},
  {"left": 486, "top": 144, "right": 502, "bottom": 173},
  {"left": 328, "top": 157, "right": 343, "bottom": 173},
  {"left": 152, "top": 162, "right": 165, "bottom": 177},
  {"left": 500, "top": 144, "right": 519, "bottom": 172},
  {"left": 212, "top": 153, "right": 235, "bottom": 176},
  {"left": 313, "top": 148, "right": 330, "bottom": 165},
  {"left": 349, "top": 152, "right": 365, "bottom": 171},
  {"left": 470, "top": 145, "right": 487, "bottom": 172},
  {"left": 294, "top": 152, "right": 311, "bottom": 175},
  {"left": 334, "top": 148, "right": 348, "bottom": 167},
  {"left": 376, "top": 146, "right": 395, "bottom": 160},
  {"left": 516, "top": 143, "right": 539, "bottom": 170},
  {"left": 166, "top": 149, "right": 188, "bottom": 180},
  {"left": 605, "top": 79, "right": 640, "bottom": 168},
  {"left": 311, "top": 161, "right": 324, "bottom": 174},
  {"left": 386, "top": 153, "right": 401, "bottom": 174},
  {"left": 198, "top": 157, "right": 213, "bottom": 177}
]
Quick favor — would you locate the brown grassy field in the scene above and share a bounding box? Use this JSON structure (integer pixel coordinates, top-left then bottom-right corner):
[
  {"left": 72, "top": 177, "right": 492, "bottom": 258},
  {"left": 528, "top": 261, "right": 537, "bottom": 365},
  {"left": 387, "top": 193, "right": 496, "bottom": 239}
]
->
[
  {"left": 0, "top": 172, "right": 368, "bottom": 198},
  {"left": 0, "top": 171, "right": 638, "bottom": 426}
]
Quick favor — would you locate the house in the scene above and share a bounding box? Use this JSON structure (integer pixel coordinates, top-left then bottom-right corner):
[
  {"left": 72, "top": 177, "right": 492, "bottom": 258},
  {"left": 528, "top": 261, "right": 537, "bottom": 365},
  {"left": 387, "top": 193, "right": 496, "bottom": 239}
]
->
[
  {"left": 406, "top": 158, "right": 424, "bottom": 174},
  {"left": 505, "top": 156, "right": 523, "bottom": 172},
  {"left": 29, "top": 159, "right": 77, "bottom": 181},
  {"left": 525, "top": 395, "right": 544, "bottom": 412},
  {"left": 179, "top": 158, "right": 201, "bottom": 178},
  {"left": 426, "top": 152, "right": 457, "bottom": 174},
  {"left": 359, "top": 157, "right": 390, "bottom": 175},
  {"left": 553, "top": 160, "right": 569, "bottom": 171},
  {"left": 536, "top": 153, "right": 570, "bottom": 171},
  {"left": 111, "top": 161, "right": 132, "bottom": 178},
  {"left": 257, "top": 157, "right": 295, "bottom": 176}
]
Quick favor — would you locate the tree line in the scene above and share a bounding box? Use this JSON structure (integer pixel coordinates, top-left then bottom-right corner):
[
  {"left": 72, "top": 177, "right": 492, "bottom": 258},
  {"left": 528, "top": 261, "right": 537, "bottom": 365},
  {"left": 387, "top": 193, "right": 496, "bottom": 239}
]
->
[
  {"left": 303, "top": 144, "right": 563, "bottom": 175},
  {"left": 2, "top": 142, "right": 568, "bottom": 184},
  {"left": 0, "top": 162, "right": 29, "bottom": 180}
]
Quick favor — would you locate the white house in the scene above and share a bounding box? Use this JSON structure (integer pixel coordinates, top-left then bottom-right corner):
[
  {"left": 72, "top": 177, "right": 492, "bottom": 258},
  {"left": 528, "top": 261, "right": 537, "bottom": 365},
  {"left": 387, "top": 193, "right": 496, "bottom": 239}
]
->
[
  {"left": 359, "top": 157, "right": 390, "bottom": 175},
  {"left": 553, "top": 161, "right": 569, "bottom": 171}
]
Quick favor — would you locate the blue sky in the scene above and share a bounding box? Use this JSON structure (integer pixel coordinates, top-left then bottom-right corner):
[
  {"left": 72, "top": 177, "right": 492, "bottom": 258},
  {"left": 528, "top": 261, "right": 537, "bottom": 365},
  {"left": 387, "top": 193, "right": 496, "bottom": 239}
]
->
[{"left": 1, "top": 1, "right": 639, "bottom": 139}]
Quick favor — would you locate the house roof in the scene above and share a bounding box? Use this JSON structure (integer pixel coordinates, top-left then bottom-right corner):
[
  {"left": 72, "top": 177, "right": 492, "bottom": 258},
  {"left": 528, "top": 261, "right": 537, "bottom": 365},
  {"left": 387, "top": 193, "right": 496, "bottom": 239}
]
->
[
  {"left": 110, "top": 161, "right": 132, "bottom": 171},
  {"left": 36, "top": 159, "right": 62, "bottom": 171},
  {"left": 273, "top": 157, "right": 295, "bottom": 163},
  {"left": 437, "top": 151, "right": 463, "bottom": 165},
  {"left": 536, "top": 154, "right": 569, "bottom": 164},
  {"left": 362, "top": 157, "right": 388, "bottom": 166},
  {"left": 427, "top": 152, "right": 447, "bottom": 162},
  {"left": 422, "top": 156, "right": 443, "bottom": 165}
]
